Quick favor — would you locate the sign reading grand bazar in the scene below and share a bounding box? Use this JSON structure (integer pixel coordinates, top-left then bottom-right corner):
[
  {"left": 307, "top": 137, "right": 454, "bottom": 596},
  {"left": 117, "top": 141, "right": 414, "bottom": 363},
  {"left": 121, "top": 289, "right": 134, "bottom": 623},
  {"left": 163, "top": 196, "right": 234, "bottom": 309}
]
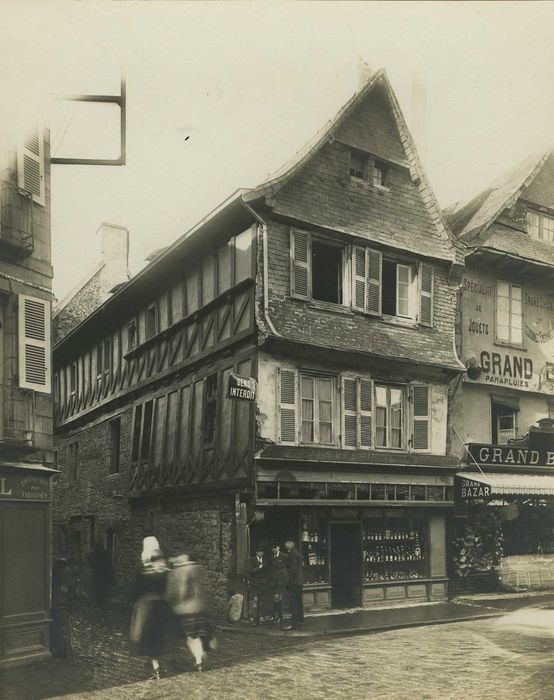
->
[{"left": 468, "top": 443, "right": 554, "bottom": 467}]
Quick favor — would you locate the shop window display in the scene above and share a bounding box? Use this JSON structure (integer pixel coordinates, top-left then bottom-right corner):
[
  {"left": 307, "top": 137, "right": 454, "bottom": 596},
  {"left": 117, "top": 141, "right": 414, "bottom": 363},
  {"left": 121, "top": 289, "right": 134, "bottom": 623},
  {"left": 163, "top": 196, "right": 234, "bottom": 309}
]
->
[
  {"left": 301, "top": 515, "right": 328, "bottom": 584},
  {"left": 362, "top": 518, "right": 426, "bottom": 583}
]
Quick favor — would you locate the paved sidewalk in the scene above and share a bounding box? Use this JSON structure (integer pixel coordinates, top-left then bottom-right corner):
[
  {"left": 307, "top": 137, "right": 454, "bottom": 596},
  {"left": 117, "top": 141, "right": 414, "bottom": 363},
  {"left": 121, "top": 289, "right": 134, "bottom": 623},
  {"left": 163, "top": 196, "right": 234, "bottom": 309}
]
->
[{"left": 223, "top": 590, "right": 554, "bottom": 638}]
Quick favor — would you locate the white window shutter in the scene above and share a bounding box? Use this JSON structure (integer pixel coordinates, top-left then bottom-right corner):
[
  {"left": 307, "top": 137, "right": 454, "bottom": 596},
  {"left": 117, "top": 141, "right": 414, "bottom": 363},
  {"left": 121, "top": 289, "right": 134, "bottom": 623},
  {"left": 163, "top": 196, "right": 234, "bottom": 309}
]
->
[
  {"left": 352, "top": 246, "right": 368, "bottom": 311},
  {"left": 359, "top": 378, "right": 373, "bottom": 448},
  {"left": 278, "top": 368, "right": 298, "bottom": 444},
  {"left": 17, "top": 128, "right": 45, "bottom": 206},
  {"left": 342, "top": 376, "right": 358, "bottom": 448},
  {"left": 419, "top": 262, "right": 434, "bottom": 327},
  {"left": 18, "top": 294, "right": 51, "bottom": 393},
  {"left": 290, "top": 229, "right": 310, "bottom": 299},
  {"left": 367, "top": 248, "right": 382, "bottom": 315},
  {"left": 411, "top": 383, "right": 430, "bottom": 451}
]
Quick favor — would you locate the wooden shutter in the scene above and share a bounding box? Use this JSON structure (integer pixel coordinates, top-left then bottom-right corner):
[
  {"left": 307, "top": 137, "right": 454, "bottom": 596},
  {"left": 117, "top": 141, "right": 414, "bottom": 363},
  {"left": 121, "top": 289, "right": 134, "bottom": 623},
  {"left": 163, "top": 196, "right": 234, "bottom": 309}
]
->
[
  {"left": 367, "top": 248, "right": 382, "bottom": 315},
  {"left": 279, "top": 368, "right": 297, "bottom": 444},
  {"left": 419, "top": 262, "right": 434, "bottom": 327},
  {"left": 290, "top": 229, "right": 310, "bottom": 299},
  {"left": 352, "top": 246, "right": 367, "bottom": 311},
  {"left": 359, "top": 378, "right": 373, "bottom": 448},
  {"left": 18, "top": 294, "right": 51, "bottom": 392},
  {"left": 342, "top": 377, "right": 358, "bottom": 448},
  {"left": 412, "top": 384, "right": 430, "bottom": 451},
  {"left": 17, "top": 128, "right": 45, "bottom": 206},
  {"left": 342, "top": 376, "right": 373, "bottom": 449}
]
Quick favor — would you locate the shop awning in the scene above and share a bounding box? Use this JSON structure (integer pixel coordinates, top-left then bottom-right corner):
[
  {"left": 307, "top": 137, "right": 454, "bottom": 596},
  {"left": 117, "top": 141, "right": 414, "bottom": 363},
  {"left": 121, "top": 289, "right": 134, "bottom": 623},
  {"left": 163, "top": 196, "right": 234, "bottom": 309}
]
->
[{"left": 457, "top": 472, "right": 554, "bottom": 498}]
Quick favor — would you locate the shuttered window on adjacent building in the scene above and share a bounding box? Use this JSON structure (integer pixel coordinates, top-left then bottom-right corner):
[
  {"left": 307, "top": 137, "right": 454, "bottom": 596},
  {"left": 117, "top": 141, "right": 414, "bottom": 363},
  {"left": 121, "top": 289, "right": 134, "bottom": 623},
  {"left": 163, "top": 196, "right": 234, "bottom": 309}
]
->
[
  {"left": 17, "top": 128, "right": 46, "bottom": 206},
  {"left": 18, "top": 294, "right": 51, "bottom": 393}
]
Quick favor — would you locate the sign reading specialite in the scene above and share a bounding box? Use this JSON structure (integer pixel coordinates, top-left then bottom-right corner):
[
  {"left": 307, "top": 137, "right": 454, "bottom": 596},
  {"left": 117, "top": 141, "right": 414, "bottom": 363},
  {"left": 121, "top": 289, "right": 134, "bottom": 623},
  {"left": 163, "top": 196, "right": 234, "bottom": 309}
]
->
[
  {"left": 456, "top": 476, "right": 492, "bottom": 501},
  {"left": 0, "top": 472, "right": 51, "bottom": 500},
  {"left": 226, "top": 373, "right": 256, "bottom": 402},
  {"left": 467, "top": 443, "right": 554, "bottom": 467}
]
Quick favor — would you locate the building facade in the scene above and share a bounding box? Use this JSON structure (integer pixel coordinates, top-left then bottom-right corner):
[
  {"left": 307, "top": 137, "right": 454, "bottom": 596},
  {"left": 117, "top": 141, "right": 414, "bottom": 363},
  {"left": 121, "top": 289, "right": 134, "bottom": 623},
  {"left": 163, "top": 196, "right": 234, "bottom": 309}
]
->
[
  {"left": 448, "top": 151, "right": 554, "bottom": 588},
  {"left": 53, "top": 70, "right": 464, "bottom": 613},
  {"left": 0, "top": 125, "right": 55, "bottom": 665}
]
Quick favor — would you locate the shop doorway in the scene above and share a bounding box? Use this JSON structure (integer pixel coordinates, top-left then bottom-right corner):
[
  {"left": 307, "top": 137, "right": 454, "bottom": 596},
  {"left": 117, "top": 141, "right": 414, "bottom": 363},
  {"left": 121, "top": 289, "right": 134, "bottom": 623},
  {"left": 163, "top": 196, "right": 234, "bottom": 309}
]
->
[{"left": 330, "top": 523, "right": 362, "bottom": 608}]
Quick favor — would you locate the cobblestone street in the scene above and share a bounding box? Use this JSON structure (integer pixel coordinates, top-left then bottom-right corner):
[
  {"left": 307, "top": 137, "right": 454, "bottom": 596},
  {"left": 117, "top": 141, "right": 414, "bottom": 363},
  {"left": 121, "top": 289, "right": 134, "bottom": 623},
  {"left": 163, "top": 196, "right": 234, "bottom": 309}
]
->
[{"left": 3, "top": 601, "right": 554, "bottom": 700}]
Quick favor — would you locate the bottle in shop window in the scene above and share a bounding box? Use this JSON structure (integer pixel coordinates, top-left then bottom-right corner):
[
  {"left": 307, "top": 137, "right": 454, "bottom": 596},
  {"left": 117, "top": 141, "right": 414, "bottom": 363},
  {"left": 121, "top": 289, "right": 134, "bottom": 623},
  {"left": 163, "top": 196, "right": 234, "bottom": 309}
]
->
[{"left": 302, "top": 522, "right": 309, "bottom": 542}]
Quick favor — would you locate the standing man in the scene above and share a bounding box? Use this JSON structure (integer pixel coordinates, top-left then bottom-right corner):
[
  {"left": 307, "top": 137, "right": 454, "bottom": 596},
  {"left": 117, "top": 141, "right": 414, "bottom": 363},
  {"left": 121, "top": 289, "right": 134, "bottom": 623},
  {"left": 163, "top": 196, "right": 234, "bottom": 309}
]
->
[
  {"left": 283, "top": 539, "right": 304, "bottom": 630},
  {"left": 248, "top": 546, "right": 267, "bottom": 625}
]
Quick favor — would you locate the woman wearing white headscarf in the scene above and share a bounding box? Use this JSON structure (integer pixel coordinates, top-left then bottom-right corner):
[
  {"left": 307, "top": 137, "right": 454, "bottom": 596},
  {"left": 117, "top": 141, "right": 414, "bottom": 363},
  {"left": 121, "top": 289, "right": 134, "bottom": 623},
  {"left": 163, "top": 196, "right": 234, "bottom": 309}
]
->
[{"left": 129, "top": 536, "right": 169, "bottom": 680}]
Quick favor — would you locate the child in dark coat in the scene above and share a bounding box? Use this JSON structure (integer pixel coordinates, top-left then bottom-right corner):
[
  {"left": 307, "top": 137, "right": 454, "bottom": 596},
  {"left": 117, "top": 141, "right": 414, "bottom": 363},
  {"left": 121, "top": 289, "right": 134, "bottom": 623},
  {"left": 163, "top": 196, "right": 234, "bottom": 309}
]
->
[{"left": 268, "top": 544, "right": 288, "bottom": 624}]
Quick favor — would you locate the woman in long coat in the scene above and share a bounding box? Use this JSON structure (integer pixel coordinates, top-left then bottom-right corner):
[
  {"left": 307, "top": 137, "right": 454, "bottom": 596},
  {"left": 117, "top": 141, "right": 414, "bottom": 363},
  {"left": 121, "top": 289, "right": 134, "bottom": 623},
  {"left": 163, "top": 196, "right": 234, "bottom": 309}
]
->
[
  {"left": 165, "top": 553, "right": 213, "bottom": 671},
  {"left": 129, "top": 536, "right": 169, "bottom": 680}
]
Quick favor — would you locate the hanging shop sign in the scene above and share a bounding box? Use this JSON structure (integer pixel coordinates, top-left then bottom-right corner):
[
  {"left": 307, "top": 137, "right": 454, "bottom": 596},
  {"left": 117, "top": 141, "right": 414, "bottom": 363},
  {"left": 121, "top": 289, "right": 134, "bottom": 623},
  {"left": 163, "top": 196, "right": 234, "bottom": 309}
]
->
[
  {"left": 456, "top": 476, "right": 492, "bottom": 501},
  {"left": 226, "top": 373, "right": 256, "bottom": 402},
  {"left": 0, "top": 472, "right": 51, "bottom": 500},
  {"left": 467, "top": 443, "right": 554, "bottom": 468}
]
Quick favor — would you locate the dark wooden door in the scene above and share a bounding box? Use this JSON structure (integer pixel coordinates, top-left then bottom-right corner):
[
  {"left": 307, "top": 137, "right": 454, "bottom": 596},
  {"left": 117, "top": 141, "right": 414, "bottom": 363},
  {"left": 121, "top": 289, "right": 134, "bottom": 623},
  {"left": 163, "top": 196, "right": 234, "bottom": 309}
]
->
[{"left": 330, "top": 523, "right": 362, "bottom": 609}]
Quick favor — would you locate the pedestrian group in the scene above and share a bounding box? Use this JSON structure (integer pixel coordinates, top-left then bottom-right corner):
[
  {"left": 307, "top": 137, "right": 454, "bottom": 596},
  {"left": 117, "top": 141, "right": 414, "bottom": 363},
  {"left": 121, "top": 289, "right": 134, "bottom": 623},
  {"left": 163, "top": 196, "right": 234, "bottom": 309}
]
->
[
  {"left": 248, "top": 539, "right": 304, "bottom": 630},
  {"left": 130, "top": 536, "right": 216, "bottom": 679}
]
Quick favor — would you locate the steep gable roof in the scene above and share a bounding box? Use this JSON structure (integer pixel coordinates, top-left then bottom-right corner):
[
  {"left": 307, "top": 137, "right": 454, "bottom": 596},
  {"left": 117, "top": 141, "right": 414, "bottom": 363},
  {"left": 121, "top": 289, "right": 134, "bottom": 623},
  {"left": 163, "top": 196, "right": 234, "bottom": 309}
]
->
[
  {"left": 245, "top": 68, "right": 461, "bottom": 263},
  {"left": 446, "top": 151, "right": 550, "bottom": 242}
]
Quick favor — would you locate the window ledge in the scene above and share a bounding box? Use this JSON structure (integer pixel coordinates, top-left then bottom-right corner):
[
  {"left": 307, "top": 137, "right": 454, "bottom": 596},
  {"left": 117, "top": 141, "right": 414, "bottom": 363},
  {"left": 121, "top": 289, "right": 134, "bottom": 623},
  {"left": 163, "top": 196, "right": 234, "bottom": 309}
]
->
[
  {"left": 374, "top": 183, "right": 391, "bottom": 192},
  {"left": 493, "top": 341, "right": 528, "bottom": 352},
  {"left": 380, "top": 315, "right": 418, "bottom": 330},
  {"left": 308, "top": 300, "right": 353, "bottom": 316}
]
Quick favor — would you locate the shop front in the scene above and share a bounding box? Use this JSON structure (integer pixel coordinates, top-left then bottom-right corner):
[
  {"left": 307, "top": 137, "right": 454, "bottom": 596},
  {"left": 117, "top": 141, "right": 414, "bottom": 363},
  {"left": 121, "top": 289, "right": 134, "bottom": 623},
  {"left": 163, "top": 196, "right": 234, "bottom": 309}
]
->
[
  {"left": 252, "top": 466, "right": 453, "bottom": 611},
  {"left": 0, "top": 463, "right": 56, "bottom": 667},
  {"left": 454, "top": 423, "right": 554, "bottom": 591}
]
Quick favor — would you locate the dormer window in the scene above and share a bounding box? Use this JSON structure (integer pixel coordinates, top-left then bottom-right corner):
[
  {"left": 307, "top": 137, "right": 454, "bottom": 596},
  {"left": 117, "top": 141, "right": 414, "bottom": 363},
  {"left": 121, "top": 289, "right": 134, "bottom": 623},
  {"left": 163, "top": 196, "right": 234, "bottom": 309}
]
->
[
  {"left": 349, "top": 150, "right": 368, "bottom": 179},
  {"left": 373, "top": 160, "right": 390, "bottom": 189},
  {"left": 527, "top": 210, "right": 554, "bottom": 242}
]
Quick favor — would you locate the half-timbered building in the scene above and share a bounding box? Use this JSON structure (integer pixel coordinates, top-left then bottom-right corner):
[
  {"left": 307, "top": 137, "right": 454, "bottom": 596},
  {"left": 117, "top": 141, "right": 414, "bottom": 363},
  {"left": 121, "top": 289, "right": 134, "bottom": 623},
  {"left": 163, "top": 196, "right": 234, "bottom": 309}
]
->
[{"left": 53, "top": 69, "right": 464, "bottom": 613}]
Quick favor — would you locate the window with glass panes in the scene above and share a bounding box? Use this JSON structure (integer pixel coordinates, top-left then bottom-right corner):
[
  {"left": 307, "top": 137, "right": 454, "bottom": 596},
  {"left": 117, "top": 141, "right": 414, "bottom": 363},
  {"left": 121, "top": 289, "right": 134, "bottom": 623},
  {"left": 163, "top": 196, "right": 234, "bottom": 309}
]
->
[
  {"left": 300, "top": 375, "right": 334, "bottom": 444},
  {"left": 496, "top": 280, "right": 523, "bottom": 345},
  {"left": 527, "top": 210, "right": 554, "bottom": 242},
  {"left": 375, "top": 385, "right": 404, "bottom": 449}
]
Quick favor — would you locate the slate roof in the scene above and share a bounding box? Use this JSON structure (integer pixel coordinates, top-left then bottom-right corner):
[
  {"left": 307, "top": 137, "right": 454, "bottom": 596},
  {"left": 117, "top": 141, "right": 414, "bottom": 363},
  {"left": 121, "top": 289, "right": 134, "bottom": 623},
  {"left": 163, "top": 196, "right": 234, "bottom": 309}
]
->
[
  {"left": 267, "top": 298, "right": 463, "bottom": 371},
  {"left": 468, "top": 222, "right": 554, "bottom": 268},
  {"left": 246, "top": 69, "right": 461, "bottom": 264},
  {"left": 445, "top": 151, "right": 550, "bottom": 241}
]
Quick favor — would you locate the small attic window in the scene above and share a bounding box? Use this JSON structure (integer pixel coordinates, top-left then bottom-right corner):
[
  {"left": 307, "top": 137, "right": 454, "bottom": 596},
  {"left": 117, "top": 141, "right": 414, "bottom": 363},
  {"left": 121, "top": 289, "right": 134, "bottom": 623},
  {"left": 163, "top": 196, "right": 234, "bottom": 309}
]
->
[
  {"left": 349, "top": 150, "right": 367, "bottom": 179},
  {"left": 373, "top": 160, "right": 390, "bottom": 189},
  {"left": 527, "top": 210, "right": 554, "bottom": 243}
]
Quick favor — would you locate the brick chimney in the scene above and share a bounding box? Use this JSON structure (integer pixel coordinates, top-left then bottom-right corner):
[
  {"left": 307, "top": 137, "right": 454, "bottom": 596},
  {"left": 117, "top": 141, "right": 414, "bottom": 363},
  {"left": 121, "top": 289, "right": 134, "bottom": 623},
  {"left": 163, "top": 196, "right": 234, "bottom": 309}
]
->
[{"left": 53, "top": 222, "right": 131, "bottom": 342}]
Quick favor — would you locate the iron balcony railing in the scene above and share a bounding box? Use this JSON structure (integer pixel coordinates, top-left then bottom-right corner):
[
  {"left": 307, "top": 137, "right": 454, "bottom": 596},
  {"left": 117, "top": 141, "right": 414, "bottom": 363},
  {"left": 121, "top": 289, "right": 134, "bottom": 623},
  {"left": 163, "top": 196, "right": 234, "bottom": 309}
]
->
[{"left": 0, "top": 179, "right": 34, "bottom": 258}]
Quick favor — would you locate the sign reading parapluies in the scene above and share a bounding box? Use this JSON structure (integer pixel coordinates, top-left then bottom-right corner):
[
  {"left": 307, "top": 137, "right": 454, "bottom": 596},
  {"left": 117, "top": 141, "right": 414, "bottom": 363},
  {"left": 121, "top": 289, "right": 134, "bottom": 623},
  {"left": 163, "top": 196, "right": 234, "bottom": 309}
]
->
[{"left": 226, "top": 373, "right": 256, "bottom": 402}]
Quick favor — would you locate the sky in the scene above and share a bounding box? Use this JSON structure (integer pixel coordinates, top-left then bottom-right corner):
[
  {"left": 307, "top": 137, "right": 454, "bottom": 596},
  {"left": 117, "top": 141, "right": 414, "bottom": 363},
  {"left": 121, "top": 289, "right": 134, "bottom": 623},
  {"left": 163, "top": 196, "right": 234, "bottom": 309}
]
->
[{"left": 1, "top": 1, "right": 554, "bottom": 301}]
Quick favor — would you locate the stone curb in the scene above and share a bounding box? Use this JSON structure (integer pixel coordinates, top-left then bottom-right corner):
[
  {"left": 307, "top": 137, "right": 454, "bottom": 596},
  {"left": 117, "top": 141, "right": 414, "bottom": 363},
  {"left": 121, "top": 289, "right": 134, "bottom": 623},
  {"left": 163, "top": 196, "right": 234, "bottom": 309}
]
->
[{"left": 216, "top": 611, "right": 503, "bottom": 640}]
